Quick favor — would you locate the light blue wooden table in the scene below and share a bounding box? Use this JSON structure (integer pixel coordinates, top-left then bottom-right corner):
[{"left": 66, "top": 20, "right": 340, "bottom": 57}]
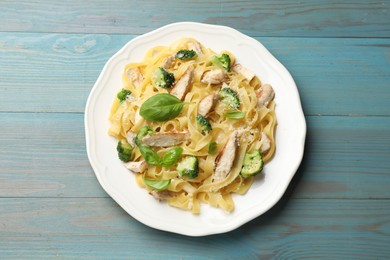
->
[{"left": 1, "top": 1, "right": 389, "bottom": 258}]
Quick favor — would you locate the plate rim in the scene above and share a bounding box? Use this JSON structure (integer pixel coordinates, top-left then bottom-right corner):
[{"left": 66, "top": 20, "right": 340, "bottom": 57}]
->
[{"left": 85, "top": 21, "right": 306, "bottom": 236}]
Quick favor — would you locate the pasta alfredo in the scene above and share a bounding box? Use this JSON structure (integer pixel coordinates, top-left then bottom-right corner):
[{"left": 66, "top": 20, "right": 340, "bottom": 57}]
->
[{"left": 108, "top": 38, "right": 277, "bottom": 213}]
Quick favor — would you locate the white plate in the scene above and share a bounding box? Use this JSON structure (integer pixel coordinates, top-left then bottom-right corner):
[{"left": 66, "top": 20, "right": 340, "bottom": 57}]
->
[{"left": 85, "top": 22, "right": 306, "bottom": 236}]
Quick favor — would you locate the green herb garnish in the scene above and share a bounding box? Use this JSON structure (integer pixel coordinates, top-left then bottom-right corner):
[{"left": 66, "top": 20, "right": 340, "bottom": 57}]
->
[
  {"left": 225, "top": 111, "right": 245, "bottom": 119},
  {"left": 143, "top": 178, "right": 171, "bottom": 191},
  {"left": 140, "top": 93, "right": 185, "bottom": 122},
  {"left": 207, "top": 141, "right": 217, "bottom": 154}
]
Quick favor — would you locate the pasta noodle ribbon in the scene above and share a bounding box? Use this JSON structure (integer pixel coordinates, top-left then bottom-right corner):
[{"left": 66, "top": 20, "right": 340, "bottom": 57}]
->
[{"left": 109, "top": 38, "right": 277, "bottom": 213}]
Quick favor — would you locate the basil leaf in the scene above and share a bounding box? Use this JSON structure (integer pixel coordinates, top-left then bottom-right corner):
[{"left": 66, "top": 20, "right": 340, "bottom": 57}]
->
[
  {"left": 161, "top": 147, "right": 183, "bottom": 167},
  {"left": 140, "top": 94, "right": 184, "bottom": 122},
  {"left": 143, "top": 178, "right": 171, "bottom": 191},
  {"left": 137, "top": 143, "right": 161, "bottom": 166},
  {"left": 225, "top": 111, "right": 245, "bottom": 119},
  {"left": 135, "top": 126, "right": 162, "bottom": 166},
  {"left": 207, "top": 142, "right": 217, "bottom": 154}
]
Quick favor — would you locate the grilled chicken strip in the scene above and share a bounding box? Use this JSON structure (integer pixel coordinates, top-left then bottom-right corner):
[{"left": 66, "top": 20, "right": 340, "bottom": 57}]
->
[
  {"left": 232, "top": 63, "right": 255, "bottom": 82},
  {"left": 142, "top": 132, "right": 189, "bottom": 147},
  {"left": 171, "top": 66, "right": 194, "bottom": 100},
  {"left": 161, "top": 54, "right": 175, "bottom": 69},
  {"left": 257, "top": 84, "right": 275, "bottom": 107},
  {"left": 149, "top": 190, "right": 172, "bottom": 201},
  {"left": 188, "top": 41, "right": 203, "bottom": 55},
  {"left": 126, "top": 67, "right": 143, "bottom": 88},
  {"left": 124, "top": 161, "right": 147, "bottom": 173},
  {"left": 198, "top": 94, "right": 218, "bottom": 116},
  {"left": 260, "top": 132, "right": 271, "bottom": 153},
  {"left": 126, "top": 131, "right": 137, "bottom": 147},
  {"left": 201, "top": 69, "right": 227, "bottom": 85},
  {"left": 213, "top": 131, "right": 239, "bottom": 182}
]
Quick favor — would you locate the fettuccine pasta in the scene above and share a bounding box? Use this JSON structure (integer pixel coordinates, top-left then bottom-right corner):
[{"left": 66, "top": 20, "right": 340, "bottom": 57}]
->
[{"left": 108, "top": 38, "right": 277, "bottom": 213}]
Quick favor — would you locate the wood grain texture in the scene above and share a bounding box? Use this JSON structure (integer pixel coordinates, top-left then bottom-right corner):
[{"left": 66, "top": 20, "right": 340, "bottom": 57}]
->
[
  {"left": 1, "top": 1, "right": 389, "bottom": 257},
  {"left": 1, "top": 112, "right": 389, "bottom": 198},
  {"left": 0, "top": 198, "right": 389, "bottom": 259},
  {"left": 0, "top": 113, "right": 106, "bottom": 197},
  {"left": 292, "top": 115, "right": 390, "bottom": 199},
  {"left": 0, "top": 0, "right": 389, "bottom": 37},
  {"left": 0, "top": 33, "right": 389, "bottom": 115}
]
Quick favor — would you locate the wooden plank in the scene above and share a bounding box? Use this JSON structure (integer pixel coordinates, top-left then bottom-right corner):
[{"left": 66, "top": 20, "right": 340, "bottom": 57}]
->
[
  {"left": 0, "top": 113, "right": 389, "bottom": 198},
  {"left": 0, "top": 112, "right": 106, "bottom": 197},
  {"left": 290, "top": 115, "right": 390, "bottom": 199},
  {"left": 0, "top": 0, "right": 389, "bottom": 37},
  {"left": 0, "top": 33, "right": 124, "bottom": 113},
  {"left": 0, "top": 33, "right": 389, "bottom": 115},
  {"left": 0, "top": 198, "right": 388, "bottom": 258},
  {"left": 264, "top": 37, "right": 390, "bottom": 116}
]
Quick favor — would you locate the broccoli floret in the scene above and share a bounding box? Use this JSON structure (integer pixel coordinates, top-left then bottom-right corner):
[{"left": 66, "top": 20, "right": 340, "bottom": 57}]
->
[
  {"left": 177, "top": 156, "right": 199, "bottom": 179},
  {"left": 218, "top": 87, "right": 240, "bottom": 109},
  {"left": 211, "top": 53, "right": 231, "bottom": 72},
  {"left": 196, "top": 115, "right": 212, "bottom": 134},
  {"left": 240, "top": 150, "right": 263, "bottom": 178},
  {"left": 117, "top": 89, "right": 132, "bottom": 102},
  {"left": 117, "top": 139, "right": 133, "bottom": 162},
  {"left": 152, "top": 67, "right": 175, "bottom": 88},
  {"left": 176, "top": 49, "right": 197, "bottom": 60}
]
